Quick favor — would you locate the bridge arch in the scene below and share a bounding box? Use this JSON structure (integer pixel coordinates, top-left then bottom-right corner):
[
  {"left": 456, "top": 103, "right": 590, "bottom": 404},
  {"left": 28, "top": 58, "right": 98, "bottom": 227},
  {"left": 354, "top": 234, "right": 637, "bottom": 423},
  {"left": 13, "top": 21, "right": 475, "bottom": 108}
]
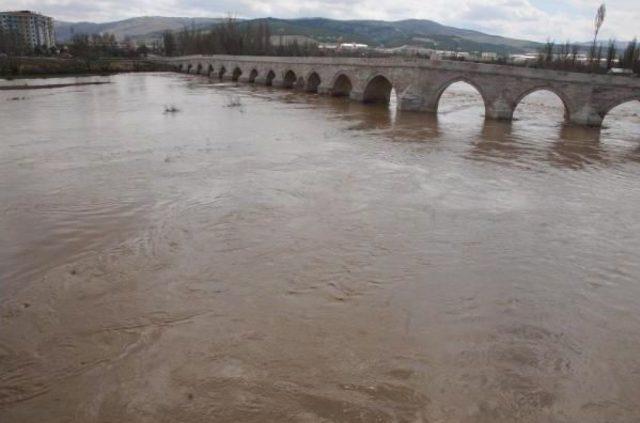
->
[
  {"left": 218, "top": 66, "right": 226, "bottom": 80},
  {"left": 513, "top": 86, "right": 572, "bottom": 122},
  {"left": 196, "top": 63, "right": 203, "bottom": 74},
  {"left": 232, "top": 67, "right": 242, "bottom": 82},
  {"left": 362, "top": 74, "right": 394, "bottom": 104},
  {"left": 187, "top": 64, "right": 193, "bottom": 73},
  {"left": 432, "top": 77, "right": 488, "bottom": 115},
  {"left": 602, "top": 97, "right": 640, "bottom": 129},
  {"left": 306, "top": 72, "right": 321, "bottom": 93},
  {"left": 207, "top": 64, "right": 214, "bottom": 76},
  {"left": 603, "top": 96, "right": 640, "bottom": 120},
  {"left": 283, "top": 70, "right": 297, "bottom": 89},
  {"left": 331, "top": 73, "right": 353, "bottom": 97},
  {"left": 264, "top": 70, "right": 276, "bottom": 87},
  {"left": 265, "top": 70, "right": 276, "bottom": 86},
  {"left": 248, "top": 69, "right": 258, "bottom": 83}
]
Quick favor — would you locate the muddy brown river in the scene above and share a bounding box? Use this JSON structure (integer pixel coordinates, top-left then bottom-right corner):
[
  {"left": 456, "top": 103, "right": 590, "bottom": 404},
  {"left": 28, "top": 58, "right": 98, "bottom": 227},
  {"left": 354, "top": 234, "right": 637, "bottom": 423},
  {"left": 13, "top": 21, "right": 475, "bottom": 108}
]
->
[{"left": 1, "top": 72, "right": 640, "bottom": 422}]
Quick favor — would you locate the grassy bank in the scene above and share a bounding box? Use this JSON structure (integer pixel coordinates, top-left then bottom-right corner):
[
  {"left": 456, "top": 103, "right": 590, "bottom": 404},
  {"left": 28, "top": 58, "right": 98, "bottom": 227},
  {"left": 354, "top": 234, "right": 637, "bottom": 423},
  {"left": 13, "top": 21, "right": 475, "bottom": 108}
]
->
[{"left": 0, "top": 57, "right": 172, "bottom": 78}]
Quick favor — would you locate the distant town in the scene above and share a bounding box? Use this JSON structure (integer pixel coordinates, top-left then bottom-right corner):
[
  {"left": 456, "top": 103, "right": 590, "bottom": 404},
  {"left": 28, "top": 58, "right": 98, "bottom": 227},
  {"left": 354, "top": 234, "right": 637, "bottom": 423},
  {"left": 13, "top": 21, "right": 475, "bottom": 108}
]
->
[{"left": 1, "top": 10, "right": 639, "bottom": 77}]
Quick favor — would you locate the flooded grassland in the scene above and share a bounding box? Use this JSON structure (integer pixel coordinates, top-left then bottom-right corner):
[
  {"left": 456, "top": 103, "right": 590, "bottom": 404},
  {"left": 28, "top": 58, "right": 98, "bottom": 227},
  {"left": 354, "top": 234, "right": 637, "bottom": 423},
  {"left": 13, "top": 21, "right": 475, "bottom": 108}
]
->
[{"left": 1, "top": 73, "right": 640, "bottom": 422}]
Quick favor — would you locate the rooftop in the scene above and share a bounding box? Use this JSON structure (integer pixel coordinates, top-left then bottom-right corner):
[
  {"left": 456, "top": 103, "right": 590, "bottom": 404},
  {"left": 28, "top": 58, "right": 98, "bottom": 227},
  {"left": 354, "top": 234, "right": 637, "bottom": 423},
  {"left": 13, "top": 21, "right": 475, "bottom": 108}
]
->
[{"left": 0, "top": 11, "right": 50, "bottom": 17}]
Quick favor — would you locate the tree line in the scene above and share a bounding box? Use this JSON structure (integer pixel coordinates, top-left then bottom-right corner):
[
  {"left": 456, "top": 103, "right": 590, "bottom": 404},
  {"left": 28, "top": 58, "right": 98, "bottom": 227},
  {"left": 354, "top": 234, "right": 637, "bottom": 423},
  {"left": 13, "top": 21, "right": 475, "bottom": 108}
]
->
[
  {"left": 0, "top": 28, "right": 153, "bottom": 58},
  {"left": 66, "top": 33, "right": 153, "bottom": 58},
  {"left": 163, "top": 18, "right": 321, "bottom": 57},
  {"left": 534, "top": 40, "right": 640, "bottom": 74},
  {"left": 620, "top": 39, "right": 640, "bottom": 73},
  {"left": 0, "top": 27, "right": 56, "bottom": 56},
  {"left": 0, "top": 27, "right": 19, "bottom": 55}
]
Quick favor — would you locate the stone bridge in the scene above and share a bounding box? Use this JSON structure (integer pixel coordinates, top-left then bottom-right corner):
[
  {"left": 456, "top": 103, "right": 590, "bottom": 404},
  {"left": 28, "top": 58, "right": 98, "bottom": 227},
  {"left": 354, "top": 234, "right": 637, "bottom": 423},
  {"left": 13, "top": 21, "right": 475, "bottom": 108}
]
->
[{"left": 163, "top": 55, "right": 640, "bottom": 127}]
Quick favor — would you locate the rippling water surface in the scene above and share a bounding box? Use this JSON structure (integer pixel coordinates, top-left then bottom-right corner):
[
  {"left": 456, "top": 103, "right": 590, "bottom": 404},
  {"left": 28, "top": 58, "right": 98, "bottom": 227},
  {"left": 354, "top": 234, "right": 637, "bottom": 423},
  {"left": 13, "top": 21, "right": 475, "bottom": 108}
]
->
[{"left": 1, "top": 73, "right": 640, "bottom": 422}]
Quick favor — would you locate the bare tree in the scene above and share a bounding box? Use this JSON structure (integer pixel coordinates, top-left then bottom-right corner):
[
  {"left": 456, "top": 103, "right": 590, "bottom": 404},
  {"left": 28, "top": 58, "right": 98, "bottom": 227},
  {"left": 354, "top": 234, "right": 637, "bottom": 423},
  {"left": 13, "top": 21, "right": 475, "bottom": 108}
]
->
[
  {"left": 591, "top": 3, "right": 606, "bottom": 63},
  {"left": 605, "top": 40, "right": 617, "bottom": 69},
  {"left": 162, "top": 31, "right": 177, "bottom": 56}
]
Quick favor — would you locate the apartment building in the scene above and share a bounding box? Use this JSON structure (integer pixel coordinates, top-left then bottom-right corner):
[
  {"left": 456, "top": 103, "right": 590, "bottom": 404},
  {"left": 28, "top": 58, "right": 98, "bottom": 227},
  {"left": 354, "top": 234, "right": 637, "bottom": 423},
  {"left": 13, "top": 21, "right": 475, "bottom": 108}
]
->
[{"left": 0, "top": 10, "right": 56, "bottom": 49}]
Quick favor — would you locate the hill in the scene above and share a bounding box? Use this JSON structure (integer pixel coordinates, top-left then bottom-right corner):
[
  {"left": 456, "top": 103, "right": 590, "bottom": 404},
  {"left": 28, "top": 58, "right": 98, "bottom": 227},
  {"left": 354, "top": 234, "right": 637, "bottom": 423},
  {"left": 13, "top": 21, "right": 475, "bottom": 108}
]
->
[
  {"left": 260, "top": 18, "right": 539, "bottom": 53},
  {"left": 54, "top": 16, "right": 225, "bottom": 43},
  {"left": 54, "top": 16, "right": 541, "bottom": 54}
]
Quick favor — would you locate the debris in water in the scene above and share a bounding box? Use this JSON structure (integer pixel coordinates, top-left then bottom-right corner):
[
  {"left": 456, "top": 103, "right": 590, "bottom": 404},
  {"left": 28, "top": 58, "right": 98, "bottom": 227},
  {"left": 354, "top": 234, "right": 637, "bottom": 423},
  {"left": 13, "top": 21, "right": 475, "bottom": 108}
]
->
[
  {"left": 164, "top": 105, "right": 181, "bottom": 114},
  {"left": 224, "top": 95, "right": 243, "bottom": 108}
]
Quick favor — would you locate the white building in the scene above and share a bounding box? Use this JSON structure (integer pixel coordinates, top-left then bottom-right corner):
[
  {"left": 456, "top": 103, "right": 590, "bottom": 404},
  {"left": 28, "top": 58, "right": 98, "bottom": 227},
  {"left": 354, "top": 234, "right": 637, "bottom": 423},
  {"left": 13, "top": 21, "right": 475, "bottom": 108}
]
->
[
  {"left": 509, "top": 54, "right": 537, "bottom": 64},
  {"left": 339, "top": 42, "right": 369, "bottom": 50},
  {"left": 269, "top": 35, "right": 318, "bottom": 47},
  {"left": 481, "top": 52, "right": 498, "bottom": 61},
  {"left": 0, "top": 10, "right": 56, "bottom": 49}
]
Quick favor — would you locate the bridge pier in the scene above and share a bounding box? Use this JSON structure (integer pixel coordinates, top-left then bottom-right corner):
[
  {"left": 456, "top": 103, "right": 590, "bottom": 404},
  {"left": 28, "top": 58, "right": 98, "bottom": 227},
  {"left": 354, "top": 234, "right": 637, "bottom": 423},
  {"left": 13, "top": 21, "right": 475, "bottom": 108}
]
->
[
  {"left": 485, "top": 97, "right": 517, "bottom": 121},
  {"left": 317, "top": 84, "right": 332, "bottom": 95},
  {"left": 349, "top": 91, "right": 365, "bottom": 102},
  {"left": 569, "top": 104, "right": 606, "bottom": 127},
  {"left": 398, "top": 93, "right": 428, "bottom": 112}
]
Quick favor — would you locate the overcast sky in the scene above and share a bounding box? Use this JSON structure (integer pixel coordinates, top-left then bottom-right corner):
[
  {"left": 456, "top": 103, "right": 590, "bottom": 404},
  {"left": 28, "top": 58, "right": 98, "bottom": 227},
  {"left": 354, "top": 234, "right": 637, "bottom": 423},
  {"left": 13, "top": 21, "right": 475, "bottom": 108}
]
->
[{"left": 1, "top": 0, "right": 637, "bottom": 42}]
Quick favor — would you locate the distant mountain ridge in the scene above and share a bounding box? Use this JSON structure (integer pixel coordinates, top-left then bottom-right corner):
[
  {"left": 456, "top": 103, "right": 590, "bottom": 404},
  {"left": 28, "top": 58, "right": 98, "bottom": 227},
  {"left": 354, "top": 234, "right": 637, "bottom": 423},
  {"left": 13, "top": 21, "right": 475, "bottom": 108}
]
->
[
  {"left": 54, "top": 16, "right": 542, "bottom": 53},
  {"left": 54, "top": 16, "right": 225, "bottom": 43},
  {"left": 261, "top": 18, "right": 539, "bottom": 53}
]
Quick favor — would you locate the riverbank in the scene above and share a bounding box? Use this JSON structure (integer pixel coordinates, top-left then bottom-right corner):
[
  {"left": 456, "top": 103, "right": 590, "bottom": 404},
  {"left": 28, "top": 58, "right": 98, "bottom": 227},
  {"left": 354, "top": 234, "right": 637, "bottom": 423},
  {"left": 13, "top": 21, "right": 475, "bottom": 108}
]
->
[
  {"left": 0, "top": 81, "right": 111, "bottom": 90},
  {"left": 0, "top": 56, "right": 172, "bottom": 78}
]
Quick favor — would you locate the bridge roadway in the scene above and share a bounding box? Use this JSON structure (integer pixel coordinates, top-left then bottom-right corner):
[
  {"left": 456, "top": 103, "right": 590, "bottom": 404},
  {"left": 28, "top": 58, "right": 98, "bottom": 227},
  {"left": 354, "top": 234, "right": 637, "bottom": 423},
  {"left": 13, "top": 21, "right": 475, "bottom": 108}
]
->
[{"left": 163, "top": 55, "right": 640, "bottom": 127}]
